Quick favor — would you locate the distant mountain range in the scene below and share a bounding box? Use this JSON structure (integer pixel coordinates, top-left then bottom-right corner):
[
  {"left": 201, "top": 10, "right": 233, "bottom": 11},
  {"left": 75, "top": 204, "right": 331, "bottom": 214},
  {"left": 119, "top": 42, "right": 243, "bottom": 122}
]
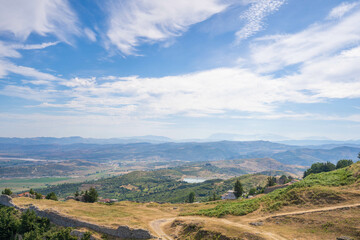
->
[{"left": 0, "top": 137, "right": 359, "bottom": 166}]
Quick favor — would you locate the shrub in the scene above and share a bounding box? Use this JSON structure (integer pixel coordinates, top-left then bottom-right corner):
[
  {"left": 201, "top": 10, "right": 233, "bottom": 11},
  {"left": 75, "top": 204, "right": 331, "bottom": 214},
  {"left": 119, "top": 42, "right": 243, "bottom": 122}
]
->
[
  {"left": 45, "top": 192, "right": 58, "bottom": 201},
  {"left": 2, "top": 188, "right": 12, "bottom": 196},
  {"left": 336, "top": 159, "right": 353, "bottom": 169}
]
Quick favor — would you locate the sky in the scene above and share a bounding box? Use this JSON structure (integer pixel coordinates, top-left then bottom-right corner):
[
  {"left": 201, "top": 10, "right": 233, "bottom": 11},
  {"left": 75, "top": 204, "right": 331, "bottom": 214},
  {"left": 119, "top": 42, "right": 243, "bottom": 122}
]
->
[{"left": 1, "top": 0, "right": 360, "bottom": 140}]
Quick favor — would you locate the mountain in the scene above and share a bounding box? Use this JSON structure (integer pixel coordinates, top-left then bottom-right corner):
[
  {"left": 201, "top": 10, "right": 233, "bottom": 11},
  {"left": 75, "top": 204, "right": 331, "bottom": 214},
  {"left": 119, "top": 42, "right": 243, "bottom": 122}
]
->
[
  {"left": 208, "top": 133, "right": 290, "bottom": 141},
  {"left": 0, "top": 135, "right": 173, "bottom": 145},
  {"left": 269, "top": 146, "right": 360, "bottom": 166},
  {"left": 0, "top": 140, "right": 297, "bottom": 162}
]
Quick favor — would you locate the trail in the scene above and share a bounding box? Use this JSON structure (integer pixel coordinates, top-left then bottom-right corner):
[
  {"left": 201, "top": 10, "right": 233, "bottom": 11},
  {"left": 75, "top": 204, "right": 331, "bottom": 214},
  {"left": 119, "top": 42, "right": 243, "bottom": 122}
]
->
[
  {"left": 149, "top": 216, "right": 286, "bottom": 240},
  {"left": 149, "top": 203, "right": 360, "bottom": 240},
  {"left": 255, "top": 202, "right": 360, "bottom": 221}
]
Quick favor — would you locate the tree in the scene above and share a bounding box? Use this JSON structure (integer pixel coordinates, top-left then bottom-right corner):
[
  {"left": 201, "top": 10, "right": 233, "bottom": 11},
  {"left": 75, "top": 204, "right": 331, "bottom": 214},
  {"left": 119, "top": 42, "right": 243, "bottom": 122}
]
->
[
  {"left": 84, "top": 188, "right": 98, "bottom": 203},
  {"left": 188, "top": 192, "right": 195, "bottom": 203},
  {"left": 267, "top": 176, "right": 276, "bottom": 187},
  {"left": 2, "top": 188, "right": 12, "bottom": 195},
  {"left": 279, "top": 175, "right": 288, "bottom": 184},
  {"left": 29, "top": 189, "right": 35, "bottom": 195},
  {"left": 234, "top": 180, "right": 243, "bottom": 198},
  {"left": 248, "top": 188, "right": 256, "bottom": 196},
  {"left": 336, "top": 159, "right": 353, "bottom": 169},
  {"left": 45, "top": 192, "right": 58, "bottom": 201},
  {"left": 358, "top": 152, "right": 360, "bottom": 161},
  {"left": 74, "top": 191, "right": 79, "bottom": 197},
  {"left": 303, "top": 162, "right": 336, "bottom": 178},
  {"left": 35, "top": 192, "right": 43, "bottom": 200}
]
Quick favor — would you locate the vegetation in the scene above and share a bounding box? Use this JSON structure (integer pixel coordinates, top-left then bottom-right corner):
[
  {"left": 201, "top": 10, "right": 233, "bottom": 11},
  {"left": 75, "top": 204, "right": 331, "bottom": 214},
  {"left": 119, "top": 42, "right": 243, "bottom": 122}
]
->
[
  {"left": 35, "top": 169, "right": 269, "bottom": 203},
  {"left": 0, "top": 205, "right": 88, "bottom": 240},
  {"left": 191, "top": 162, "right": 360, "bottom": 217},
  {"left": 83, "top": 187, "right": 98, "bottom": 203},
  {"left": 267, "top": 176, "right": 276, "bottom": 186},
  {"left": 188, "top": 192, "right": 195, "bottom": 203},
  {"left": 303, "top": 162, "right": 336, "bottom": 178},
  {"left": 336, "top": 159, "right": 353, "bottom": 169},
  {"left": 233, "top": 180, "right": 243, "bottom": 198},
  {"left": 2, "top": 188, "right": 12, "bottom": 195},
  {"left": 45, "top": 192, "right": 58, "bottom": 201}
]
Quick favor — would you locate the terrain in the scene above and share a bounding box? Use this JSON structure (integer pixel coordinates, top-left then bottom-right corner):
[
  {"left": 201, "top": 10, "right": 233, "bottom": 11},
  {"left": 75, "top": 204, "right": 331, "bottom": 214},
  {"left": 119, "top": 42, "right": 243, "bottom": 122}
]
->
[
  {"left": 10, "top": 162, "right": 360, "bottom": 240},
  {"left": 34, "top": 169, "right": 271, "bottom": 203}
]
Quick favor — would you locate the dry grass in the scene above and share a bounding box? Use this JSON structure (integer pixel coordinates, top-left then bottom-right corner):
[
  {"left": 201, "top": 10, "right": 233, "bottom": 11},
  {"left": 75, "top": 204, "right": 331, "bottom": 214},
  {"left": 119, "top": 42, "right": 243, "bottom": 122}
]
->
[
  {"left": 12, "top": 198, "right": 214, "bottom": 231},
  {"left": 261, "top": 206, "right": 360, "bottom": 240}
]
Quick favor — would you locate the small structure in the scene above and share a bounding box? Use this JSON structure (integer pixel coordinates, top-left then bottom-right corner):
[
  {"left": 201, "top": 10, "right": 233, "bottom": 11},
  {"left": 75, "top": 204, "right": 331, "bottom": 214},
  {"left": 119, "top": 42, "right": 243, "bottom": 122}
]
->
[
  {"left": 221, "top": 190, "right": 236, "bottom": 200},
  {"left": 99, "top": 198, "right": 111, "bottom": 203},
  {"left": 18, "top": 192, "right": 35, "bottom": 198}
]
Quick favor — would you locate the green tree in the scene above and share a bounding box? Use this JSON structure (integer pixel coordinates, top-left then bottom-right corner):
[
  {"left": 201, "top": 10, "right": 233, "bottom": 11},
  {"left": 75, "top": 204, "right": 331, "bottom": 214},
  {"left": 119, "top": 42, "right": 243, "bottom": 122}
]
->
[
  {"left": 35, "top": 192, "right": 43, "bottom": 200},
  {"left": 266, "top": 176, "right": 276, "bottom": 187},
  {"left": 29, "top": 189, "right": 35, "bottom": 195},
  {"left": 248, "top": 188, "right": 256, "bottom": 195},
  {"left": 74, "top": 191, "right": 79, "bottom": 197},
  {"left": 303, "top": 162, "right": 336, "bottom": 178},
  {"left": 188, "top": 192, "right": 195, "bottom": 203},
  {"left": 336, "top": 159, "right": 353, "bottom": 169},
  {"left": 234, "top": 180, "right": 243, "bottom": 198},
  {"left": 83, "top": 187, "right": 98, "bottom": 203},
  {"left": 279, "top": 175, "right": 288, "bottom": 184},
  {"left": 45, "top": 192, "right": 58, "bottom": 201},
  {"left": 0, "top": 206, "right": 20, "bottom": 239},
  {"left": 2, "top": 188, "right": 12, "bottom": 195}
]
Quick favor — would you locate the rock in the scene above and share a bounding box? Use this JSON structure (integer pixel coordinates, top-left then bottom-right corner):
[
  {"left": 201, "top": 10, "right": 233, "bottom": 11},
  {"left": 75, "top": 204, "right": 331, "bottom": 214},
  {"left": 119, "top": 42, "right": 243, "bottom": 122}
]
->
[
  {"left": 249, "top": 221, "right": 264, "bottom": 226},
  {"left": 337, "top": 237, "right": 353, "bottom": 240}
]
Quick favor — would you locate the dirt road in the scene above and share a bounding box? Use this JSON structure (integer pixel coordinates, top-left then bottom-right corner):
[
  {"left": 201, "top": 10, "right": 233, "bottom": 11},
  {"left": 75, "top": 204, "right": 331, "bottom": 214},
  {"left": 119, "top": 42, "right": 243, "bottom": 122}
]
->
[{"left": 149, "top": 203, "right": 360, "bottom": 240}]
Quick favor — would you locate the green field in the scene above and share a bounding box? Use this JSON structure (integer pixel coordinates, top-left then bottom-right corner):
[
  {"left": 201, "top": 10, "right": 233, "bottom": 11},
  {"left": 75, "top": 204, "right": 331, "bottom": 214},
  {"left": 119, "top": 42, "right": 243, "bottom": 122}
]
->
[{"left": 0, "top": 177, "right": 71, "bottom": 193}]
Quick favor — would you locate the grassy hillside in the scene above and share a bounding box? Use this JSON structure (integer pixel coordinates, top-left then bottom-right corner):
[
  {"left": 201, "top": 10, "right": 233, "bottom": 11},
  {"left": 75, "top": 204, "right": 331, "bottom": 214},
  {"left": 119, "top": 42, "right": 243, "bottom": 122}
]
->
[
  {"left": 34, "top": 168, "right": 269, "bottom": 203},
  {"left": 192, "top": 162, "right": 360, "bottom": 217}
]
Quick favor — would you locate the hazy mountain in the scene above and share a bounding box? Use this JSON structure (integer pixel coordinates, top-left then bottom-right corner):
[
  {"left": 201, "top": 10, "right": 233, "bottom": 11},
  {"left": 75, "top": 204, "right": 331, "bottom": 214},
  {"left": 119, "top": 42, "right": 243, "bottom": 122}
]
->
[
  {"left": 0, "top": 135, "right": 173, "bottom": 145},
  {"left": 208, "top": 133, "right": 290, "bottom": 141}
]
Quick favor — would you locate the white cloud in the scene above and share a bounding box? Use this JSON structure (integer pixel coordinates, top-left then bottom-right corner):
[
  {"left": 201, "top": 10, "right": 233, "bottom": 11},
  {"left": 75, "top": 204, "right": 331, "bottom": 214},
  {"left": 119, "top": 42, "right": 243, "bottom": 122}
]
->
[
  {"left": 84, "top": 28, "right": 96, "bottom": 42},
  {"left": 16, "top": 42, "right": 60, "bottom": 50},
  {"left": 105, "top": 0, "right": 228, "bottom": 55},
  {"left": 0, "top": 0, "right": 80, "bottom": 42},
  {"left": 327, "top": 2, "right": 358, "bottom": 19},
  {"left": 235, "top": 0, "right": 286, "bottom": 41},
  {"left": 251, "top": 7, "right": 360, "bottom": 72}
]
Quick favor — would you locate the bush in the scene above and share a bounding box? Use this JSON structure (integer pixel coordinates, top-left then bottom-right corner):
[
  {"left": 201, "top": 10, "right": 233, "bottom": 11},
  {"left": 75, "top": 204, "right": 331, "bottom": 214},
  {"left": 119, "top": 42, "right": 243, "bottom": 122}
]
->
[
  {"left": 2, "top": 188, "right": 12, "bottom": 195},
  {"left": 45, "top": 192, "right": 58, "bottom": 201},
  {"left": 303, "top": 162, "right": 336, "bottom": 178},
  {"left": 336, "top": 159, "right": 353, "bottom": 169},
  {"left": 83, "top": 188, "right": 98, "bottom": 203}
]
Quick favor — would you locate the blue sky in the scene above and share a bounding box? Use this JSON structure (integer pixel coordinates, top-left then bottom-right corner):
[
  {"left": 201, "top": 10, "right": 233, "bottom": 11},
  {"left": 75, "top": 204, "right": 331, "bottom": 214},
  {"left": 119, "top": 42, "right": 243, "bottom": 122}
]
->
[{"left": 1, "top": 0, "right": 360, "bottom": 140}]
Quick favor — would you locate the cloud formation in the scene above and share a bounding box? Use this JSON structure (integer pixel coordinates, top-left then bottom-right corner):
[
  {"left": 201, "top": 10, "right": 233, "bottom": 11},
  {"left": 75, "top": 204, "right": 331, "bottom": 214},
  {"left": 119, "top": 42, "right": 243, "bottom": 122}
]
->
[
  {"left": 0, "top": 0, "right": 79, "bottom": 42},
  {"left": 236, "top": 0, "right": 286, "bottom": 41},
  {"left": 105, "top": 0, "right": 228, "bottom": 55}
]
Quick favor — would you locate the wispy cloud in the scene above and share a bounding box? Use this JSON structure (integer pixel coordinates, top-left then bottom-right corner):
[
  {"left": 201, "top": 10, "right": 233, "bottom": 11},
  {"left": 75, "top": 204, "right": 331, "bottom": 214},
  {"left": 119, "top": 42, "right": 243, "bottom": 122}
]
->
[
  {"left": 0, "top": 0, "right": 80, "bottom": 42},
  {"left": 105, "top": 0, "right": 228, "bottom": 55},
  {"left": 327, "top": 1, "right": 359, "bottom": 19},
  {"left": 235, "top": 0, "right": 286, "bottom": 41},
  {"left": 251, "top": 5, "right": 360, "bottom": 72}
]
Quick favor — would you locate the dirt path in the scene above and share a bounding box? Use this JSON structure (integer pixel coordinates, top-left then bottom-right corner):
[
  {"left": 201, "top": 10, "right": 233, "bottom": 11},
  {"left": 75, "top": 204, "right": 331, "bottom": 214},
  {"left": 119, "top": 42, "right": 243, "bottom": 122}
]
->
[
  {"left": 149, "top": 216, "right": 286, "bottom": 240},
  {"left": 149, "top": 203, "right": 360, "bottom": 240},
  {"left": 255, "top": 202, "right": 360, "bottom": 221},
  {"left": 149, "top": 218, "right": 176, "bottom": 240}
]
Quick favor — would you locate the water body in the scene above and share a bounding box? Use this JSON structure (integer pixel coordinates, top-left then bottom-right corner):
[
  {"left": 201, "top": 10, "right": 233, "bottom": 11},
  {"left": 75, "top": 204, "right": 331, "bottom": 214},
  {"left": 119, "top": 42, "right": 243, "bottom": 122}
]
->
[{"left": 183, "top": 178, "right": 206, "bottom": 183}]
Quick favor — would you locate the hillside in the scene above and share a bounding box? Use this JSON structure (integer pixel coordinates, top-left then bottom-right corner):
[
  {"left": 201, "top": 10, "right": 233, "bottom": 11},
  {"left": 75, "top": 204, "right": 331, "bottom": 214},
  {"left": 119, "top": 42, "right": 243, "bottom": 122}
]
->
[
  {"left": 192, "top": 161, "right": 360, "bottom": 217},
  {"left": 10, "top": 162, "right": 360, "bottom": 240},
  {"left": 1, "top": 140, "right": 358, "bottom": 168},
  {"left": 35, "top": 168, "right": 270, "bottom": 203}
]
